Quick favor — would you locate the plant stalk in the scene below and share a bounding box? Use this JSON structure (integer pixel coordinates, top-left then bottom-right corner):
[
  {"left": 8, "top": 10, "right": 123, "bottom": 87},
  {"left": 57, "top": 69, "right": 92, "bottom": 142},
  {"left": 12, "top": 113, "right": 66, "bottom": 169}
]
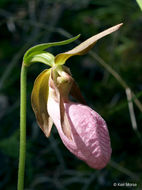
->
[{"left": 17, "top": 63, "right": 27, "bottom": 190}]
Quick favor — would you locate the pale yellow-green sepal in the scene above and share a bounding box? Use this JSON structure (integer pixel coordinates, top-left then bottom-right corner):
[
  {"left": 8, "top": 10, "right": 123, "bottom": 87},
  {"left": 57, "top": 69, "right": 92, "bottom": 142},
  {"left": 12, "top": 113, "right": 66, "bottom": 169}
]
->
[
  {"left": 31, "top": 69, "right": 53, "bottom": 137},
  {"left": 55, "top": 23, "right": 123, "bottom": 65}
]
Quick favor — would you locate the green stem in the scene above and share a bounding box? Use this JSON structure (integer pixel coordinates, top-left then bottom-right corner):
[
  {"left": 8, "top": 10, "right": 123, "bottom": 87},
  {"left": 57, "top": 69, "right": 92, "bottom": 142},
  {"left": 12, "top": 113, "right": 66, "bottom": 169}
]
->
[{"left": 17, "top": 63, "right": 27, "bottom": 190}]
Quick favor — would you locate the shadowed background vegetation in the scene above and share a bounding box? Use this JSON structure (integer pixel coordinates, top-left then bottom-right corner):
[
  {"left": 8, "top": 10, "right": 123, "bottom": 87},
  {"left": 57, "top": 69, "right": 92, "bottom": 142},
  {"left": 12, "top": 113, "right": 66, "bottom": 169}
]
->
[{"left": 0, "top": 0, "right": 142, "bottom": 189}]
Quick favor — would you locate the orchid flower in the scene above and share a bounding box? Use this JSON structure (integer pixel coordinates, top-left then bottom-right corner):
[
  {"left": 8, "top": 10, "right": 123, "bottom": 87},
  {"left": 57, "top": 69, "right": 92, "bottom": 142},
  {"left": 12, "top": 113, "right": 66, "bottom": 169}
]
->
[{"left": 28, "top": 23, "right": 122, "bottom": 169}]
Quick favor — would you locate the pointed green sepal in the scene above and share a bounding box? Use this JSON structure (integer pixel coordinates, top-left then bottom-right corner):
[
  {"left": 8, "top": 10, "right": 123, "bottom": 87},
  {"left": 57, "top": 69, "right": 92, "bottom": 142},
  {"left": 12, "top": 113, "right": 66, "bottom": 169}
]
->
[{"left": 23, "top": 34, "right": 80, "bottom": 66}]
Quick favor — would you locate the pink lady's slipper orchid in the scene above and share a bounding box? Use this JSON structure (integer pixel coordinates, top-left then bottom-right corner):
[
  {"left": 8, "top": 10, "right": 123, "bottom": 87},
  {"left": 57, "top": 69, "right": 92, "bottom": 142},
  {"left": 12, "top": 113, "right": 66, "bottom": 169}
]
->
[{"left": 31, "top": 23, "right": 122, "bottom": 169}]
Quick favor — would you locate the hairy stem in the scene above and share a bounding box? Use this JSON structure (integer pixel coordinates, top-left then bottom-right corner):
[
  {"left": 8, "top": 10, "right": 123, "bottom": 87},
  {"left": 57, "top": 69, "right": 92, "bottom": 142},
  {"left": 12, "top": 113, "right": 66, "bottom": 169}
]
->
[{"left": 17, "top": 63, "right": 27, "bottom": 190}]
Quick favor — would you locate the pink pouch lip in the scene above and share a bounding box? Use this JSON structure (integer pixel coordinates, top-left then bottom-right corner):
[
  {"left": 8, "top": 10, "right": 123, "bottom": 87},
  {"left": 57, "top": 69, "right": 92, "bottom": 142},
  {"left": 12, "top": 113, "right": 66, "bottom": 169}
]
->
[{"left": 47, "top": 97, "right": 111, "bottom": 170}]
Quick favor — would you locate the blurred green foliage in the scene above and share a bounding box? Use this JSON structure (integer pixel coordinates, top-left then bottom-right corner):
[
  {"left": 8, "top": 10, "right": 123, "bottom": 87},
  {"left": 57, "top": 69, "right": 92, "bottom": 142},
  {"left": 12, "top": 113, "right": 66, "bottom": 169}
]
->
[{"left": 0, "top": 0, "right": 142, "bottom": 189}]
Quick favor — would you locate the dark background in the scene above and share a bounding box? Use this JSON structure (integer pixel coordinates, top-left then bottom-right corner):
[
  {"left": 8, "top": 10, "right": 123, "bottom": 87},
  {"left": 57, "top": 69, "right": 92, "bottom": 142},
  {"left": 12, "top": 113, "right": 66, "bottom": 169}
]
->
[{"left": 0, "top": 0, "right": 142, "bottom": 189}]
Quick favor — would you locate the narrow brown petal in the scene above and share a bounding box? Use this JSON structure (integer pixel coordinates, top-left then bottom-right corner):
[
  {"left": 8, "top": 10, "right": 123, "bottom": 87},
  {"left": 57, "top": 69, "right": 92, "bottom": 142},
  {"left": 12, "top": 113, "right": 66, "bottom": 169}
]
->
[
  {"left": 70, "top": 80, "right": 86, "bottom": 105},
  {"left": 59, "top": 93, "right": 72, "bottom": 140}
]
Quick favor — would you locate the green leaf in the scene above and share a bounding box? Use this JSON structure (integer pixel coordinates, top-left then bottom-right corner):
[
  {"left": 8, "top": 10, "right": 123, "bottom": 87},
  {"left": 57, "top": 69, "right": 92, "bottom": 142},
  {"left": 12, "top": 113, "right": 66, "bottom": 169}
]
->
[
  {"left": 136, "top": 0, "right": 142, "bottom": 10},
  {"left": 23, "top": 34, "right": 80, "bottom": 65}
]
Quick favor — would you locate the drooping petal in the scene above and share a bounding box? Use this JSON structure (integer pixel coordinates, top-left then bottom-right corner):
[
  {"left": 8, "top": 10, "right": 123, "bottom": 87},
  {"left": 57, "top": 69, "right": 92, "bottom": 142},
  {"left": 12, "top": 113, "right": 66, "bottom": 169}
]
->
[
  {"left": 55, "top": 23, "right": 123, "bottom": 65},
  {"left": 47, "top": 98, "right": 111, "bottom": 169},
  {"left": 31, "top": 69, "right": 53, "bottom": 137},
  {"left": 59, "top": 94, "right": 72, "bottom": 140},
  {"left": 48, "top": 70, "right": 72, "bottom": 139}
]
